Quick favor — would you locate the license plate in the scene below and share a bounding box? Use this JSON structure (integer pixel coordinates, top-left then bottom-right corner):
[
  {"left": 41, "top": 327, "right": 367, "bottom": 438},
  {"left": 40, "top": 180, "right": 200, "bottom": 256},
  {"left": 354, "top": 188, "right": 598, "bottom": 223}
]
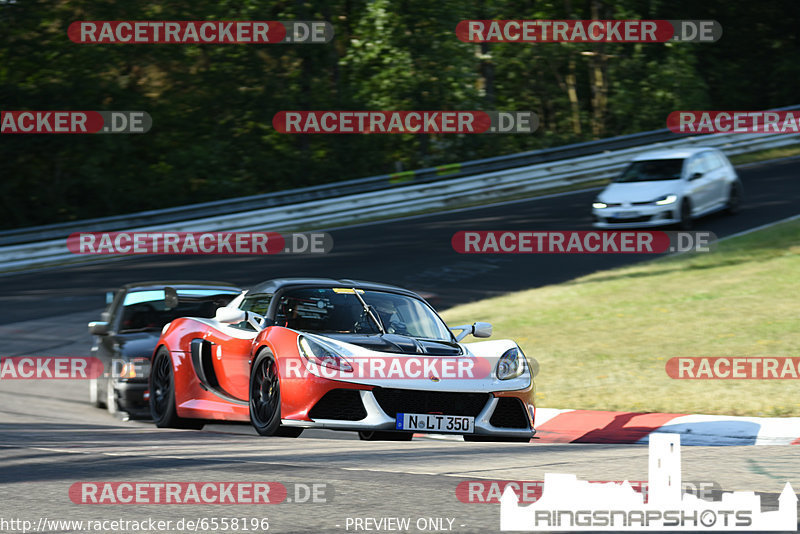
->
[
  {"left": 613, "top": 211, "right": 639, "bottom": 218},
  {"left": 396, "top": 413, "right": 474, "bottom": 434}
]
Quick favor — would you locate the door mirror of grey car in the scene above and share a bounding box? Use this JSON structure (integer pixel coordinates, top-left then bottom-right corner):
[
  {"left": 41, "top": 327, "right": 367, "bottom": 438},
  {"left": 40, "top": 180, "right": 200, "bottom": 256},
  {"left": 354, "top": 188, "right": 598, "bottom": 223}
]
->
[
  {"left": 164, "top": 286, "right": 179, "bottom": 309},
  {"left": 689, "top": 171, "right": 704, "bottom": 181},
  {"left": 88, "top": 321, "right": 110, "bottom": 336}
]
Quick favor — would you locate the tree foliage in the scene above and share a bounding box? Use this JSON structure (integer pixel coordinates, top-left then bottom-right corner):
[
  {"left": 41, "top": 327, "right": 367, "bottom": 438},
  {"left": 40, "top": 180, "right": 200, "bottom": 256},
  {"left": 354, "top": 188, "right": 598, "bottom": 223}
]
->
[{"left": 1, "top": 0, "right": 797, "bottom": 228}]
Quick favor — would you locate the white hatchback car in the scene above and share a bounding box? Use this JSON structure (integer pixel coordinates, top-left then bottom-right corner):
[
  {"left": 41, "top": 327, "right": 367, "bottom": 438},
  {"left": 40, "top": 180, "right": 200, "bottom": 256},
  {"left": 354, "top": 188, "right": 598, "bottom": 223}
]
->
[{"left": 592, "top": 147, "right": 742, "bottom": 229}]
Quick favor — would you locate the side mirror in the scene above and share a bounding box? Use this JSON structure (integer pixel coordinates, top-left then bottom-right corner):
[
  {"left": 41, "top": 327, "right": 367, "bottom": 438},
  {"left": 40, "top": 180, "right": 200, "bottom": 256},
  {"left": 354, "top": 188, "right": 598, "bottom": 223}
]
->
[
  {"left": 451, "top": 322, "right": 493, "bottom": 341},
  {"left": 689, "top": 172, "right": 704, "bottom": 181},
  {"left": 88, "top": 321, "right": 110, "bottom": 336},
  {"left": 215, "top": 306, "right": 246, "bottom": 324},
  {"left": 164, "top": 286, "right": 179, "bottom": 309},
  {"left": 472, "top": 322, "right": 493, "bottom": 338}
]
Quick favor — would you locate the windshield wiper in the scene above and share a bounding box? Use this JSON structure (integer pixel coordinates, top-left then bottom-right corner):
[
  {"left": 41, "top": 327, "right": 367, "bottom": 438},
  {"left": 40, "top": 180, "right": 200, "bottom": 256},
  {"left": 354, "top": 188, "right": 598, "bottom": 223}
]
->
[{"left": 352, "top": 288, "right": 385, "bottom": 334}]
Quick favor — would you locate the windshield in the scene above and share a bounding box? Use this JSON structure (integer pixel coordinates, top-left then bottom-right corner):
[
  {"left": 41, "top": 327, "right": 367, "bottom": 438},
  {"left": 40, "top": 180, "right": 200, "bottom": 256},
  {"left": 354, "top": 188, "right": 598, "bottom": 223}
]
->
[
  {"left": 614, "top": 159, "right": 685, "bottom": 182},
  {"left": 119, "top": 289, "right": 238, "bottom": 333},
  {"left": 274, "top": 287, "right": 453, "bottom": 341}
]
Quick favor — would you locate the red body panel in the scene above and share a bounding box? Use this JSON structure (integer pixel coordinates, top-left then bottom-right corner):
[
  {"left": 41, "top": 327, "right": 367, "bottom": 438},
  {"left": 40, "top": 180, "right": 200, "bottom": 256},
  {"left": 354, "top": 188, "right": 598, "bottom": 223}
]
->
[
  {"left": 158, "top": 318, "right": 372, "bottom": 423},
  {"left": 158, "top": 318, "right": 535, "bottom": 430}
]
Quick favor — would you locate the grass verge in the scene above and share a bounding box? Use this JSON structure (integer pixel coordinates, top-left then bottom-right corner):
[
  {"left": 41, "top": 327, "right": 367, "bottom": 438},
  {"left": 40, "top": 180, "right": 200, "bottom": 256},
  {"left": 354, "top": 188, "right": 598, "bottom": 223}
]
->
[{"left": 441, "top": 218, "right": 800, "bottom": 417}]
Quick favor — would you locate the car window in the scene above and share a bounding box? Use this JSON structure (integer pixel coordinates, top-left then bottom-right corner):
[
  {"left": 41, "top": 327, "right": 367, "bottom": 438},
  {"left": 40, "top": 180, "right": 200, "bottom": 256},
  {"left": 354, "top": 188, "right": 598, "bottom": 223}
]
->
[
  {"left": 229, "top": 294, "right": 272, "bottom": 331},
  {"left": 699, "top": 153, "right": 718, "bottom": 172},
  {"left": 685, "top": 155, "right": 705, "bottom": 176},
  {"left": 615, "top": 159, "right": 684, "bottom": 182},
  {"left": 708, "top": 152, "right": 726, "bottom": 170},
  {"left": 274, "top": 287, "right": 453, "bottom": 340},
  {"left": 118, "top": 289, "right": 238, "bottom": 333}
]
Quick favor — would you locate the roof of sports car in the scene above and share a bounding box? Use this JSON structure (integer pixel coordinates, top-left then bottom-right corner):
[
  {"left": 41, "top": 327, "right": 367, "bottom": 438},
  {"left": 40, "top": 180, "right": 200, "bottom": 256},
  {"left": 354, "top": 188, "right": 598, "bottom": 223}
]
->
[{"left": 248, "top": 277, "right": 419, "bottom": 297}]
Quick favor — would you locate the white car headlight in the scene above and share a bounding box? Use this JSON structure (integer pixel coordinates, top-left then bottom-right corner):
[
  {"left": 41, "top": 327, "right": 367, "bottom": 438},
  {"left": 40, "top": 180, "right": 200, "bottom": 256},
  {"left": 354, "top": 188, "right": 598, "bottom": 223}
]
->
[
  {"left": 592, "top": 201, "right": 608, "bottom": 209},
  {"left": 655, "top": 194, "right": 678, "bottom": 205},
  {"left": 496, "top": 347, "right": 525, "bottom": 380},
  {"left": 298, "top": 336, "right": 353, "bottom": 372}
]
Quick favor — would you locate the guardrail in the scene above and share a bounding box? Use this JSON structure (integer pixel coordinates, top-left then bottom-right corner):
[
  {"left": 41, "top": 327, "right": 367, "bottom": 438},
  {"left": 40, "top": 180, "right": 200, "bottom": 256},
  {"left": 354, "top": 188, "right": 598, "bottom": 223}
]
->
[
  {"left": 1, "top": 127, "right": 797, "bottom": 273},
  {"left": 1, "top": 129, "right": 692, "bottom": 246},
  {"left": 5, "top": 102, "right": 798, "bottom": 246}
]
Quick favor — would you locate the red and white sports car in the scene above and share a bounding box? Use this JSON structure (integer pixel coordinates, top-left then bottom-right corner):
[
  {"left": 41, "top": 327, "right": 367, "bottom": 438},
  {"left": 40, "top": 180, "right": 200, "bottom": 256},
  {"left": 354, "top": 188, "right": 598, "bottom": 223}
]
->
[{"left": 150, "top": 278, "right": 536, "bottom": 441}]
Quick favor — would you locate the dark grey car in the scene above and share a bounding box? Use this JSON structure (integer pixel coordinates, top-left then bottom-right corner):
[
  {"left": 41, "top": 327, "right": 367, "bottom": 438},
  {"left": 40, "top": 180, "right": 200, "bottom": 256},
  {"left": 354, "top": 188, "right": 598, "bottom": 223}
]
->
[{"left": 88, "top": 281, "right": 241, "bottom": 418}]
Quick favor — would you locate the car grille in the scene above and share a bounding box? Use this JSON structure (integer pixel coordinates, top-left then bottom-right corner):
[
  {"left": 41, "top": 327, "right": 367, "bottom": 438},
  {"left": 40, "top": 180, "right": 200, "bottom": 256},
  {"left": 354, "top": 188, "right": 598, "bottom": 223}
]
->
[
  {"left": 308, "top": 389, "right": 367, "bottom": 421},
  {"left": 604, "top": 215, "right": 652, "bottom": 224},
  {"left": 372, "top": 388, "right": 490, "bottom": 417},
  {"left": 489, "top": 397, "right": 530, "bottom": 429}
]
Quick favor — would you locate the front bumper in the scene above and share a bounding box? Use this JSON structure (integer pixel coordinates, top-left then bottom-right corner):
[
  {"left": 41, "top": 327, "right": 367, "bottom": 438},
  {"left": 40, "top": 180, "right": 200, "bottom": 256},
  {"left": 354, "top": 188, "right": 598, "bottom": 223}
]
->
[
  {"left": 592, "top": 204, "right": 679, "bottom": 228},
  {"left": 282, "top": 388, "right": 535, "bottom": 439},
  {"left": 114, "top": 379, "right": 149, "bottom": 413}
]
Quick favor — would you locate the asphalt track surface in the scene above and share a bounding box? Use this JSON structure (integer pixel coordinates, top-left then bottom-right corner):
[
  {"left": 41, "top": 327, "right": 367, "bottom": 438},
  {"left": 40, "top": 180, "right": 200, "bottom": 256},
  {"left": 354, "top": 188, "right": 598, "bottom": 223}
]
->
[{"left": 1, "top": 157, "right": 799, "bottom": 533}]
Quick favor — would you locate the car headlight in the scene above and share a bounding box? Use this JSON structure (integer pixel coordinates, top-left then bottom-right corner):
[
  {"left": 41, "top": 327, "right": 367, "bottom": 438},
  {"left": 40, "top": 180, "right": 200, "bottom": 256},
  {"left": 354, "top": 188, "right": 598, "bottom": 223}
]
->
[
  {"left": 116, "top": 357, "right": 151, "bottom": 380},
  {"left": 654, "top": 194, "right": 677, "bottom": 205},
  {"left": 592, "top": 201, "right": 608, "bottom": 209},
  {"left": 298, "top": 336, "right": 352, "bottom": 372},
  {"left": 496, "top": 347, "right": 525, "bottom": 380}
]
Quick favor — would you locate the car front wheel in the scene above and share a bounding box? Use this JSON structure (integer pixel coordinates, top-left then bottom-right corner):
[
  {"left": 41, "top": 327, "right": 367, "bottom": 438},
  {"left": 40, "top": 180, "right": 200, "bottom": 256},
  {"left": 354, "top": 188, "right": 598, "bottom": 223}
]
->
[
  {"left": 106, "top": 379, "right": 118, "bottom": 415},
  {"left": 150, "top": 347, "right": 204, "bottom": 429},
  {"left": 249, "top": 351, "right": 302, "bottom": 437},
  {"left": 89, "top": 378, "right": 106, "bottom": 408},
  {"left": 678, "top": 199, "right": 693, "bottom": 230},
  {"left": 725, "top": 182, "right": 742, "bottom": 215}
]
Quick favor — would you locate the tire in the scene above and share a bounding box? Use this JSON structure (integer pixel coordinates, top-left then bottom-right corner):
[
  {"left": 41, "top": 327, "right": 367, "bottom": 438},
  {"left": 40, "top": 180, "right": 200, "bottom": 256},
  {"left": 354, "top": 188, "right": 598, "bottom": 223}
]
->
[
  {"left": 106, "top": 378, "right": 118, "bottom": 415},
  {"left": 89, "top": 378, "right": 106, "bottom": 408},
  {"left": 725, "top": 182, "right": 742, "bottom": 215},
  {"left": 464, "top": 435, "right": 531, "bottom": 442},
  {"left": 249, "top": 351, "right": 302, "bottom": 437},
  {"left": 678, "top": 199, "right": 693, "bottom": 230},
  {"left": 358, "top": 431, "right": 414, "bottom": 441},
  {"left": 149, "top": 347, "right": 204, "bottom": 429}
]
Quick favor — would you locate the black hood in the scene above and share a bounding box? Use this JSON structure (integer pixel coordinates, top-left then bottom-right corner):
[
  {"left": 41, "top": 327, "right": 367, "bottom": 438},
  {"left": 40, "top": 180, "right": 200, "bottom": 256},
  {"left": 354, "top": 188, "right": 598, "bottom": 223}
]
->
[{"left": 321, "top": 333, "right": 462, "bottom": 356}]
